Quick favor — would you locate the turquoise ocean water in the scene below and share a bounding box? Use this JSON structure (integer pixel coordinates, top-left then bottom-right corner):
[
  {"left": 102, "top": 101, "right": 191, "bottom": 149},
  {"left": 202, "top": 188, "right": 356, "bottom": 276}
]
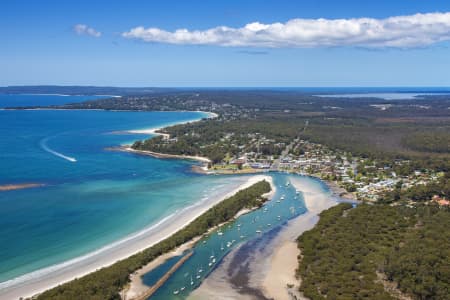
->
[
  {"left": 0, "top": 94, "right": 252, "bottom": 285},
  {"left": 0, "top": 94, "right": 336, "bottom": 299}
]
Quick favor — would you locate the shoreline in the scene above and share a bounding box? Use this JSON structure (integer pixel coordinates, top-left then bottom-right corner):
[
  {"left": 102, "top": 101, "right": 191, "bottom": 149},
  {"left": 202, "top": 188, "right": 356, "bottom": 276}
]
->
[
  {"left": 119, "top": 146, "right": 212, "bottom": 164},
  {"left": 111, "top": 111, "right": 218, "bottom": 165},
  {"left": 124, "top": 175, "right": 275, "bottom": 300},
  {"left": 0, "top": 175, "right": 270, "bottom": 300},
  {"left": 260, "top": 176, "right": 341, "bottom": 300},
  {"left": 120, "top": 111, "right": 217, "bottom": 138},
  {"left": 325, "top": 179, "right": 357, "bottom": 201},
  {"left": 0, "top": 111, "right": 218, "bottom": 299}
]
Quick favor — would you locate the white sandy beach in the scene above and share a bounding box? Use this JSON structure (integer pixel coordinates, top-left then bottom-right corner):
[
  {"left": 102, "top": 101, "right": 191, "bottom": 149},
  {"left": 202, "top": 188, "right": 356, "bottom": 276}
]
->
[
  {"left": 124, "top": 111, "right": 217, "bottom": 140},
  {"left": 124, "top": 147, "right": 212, "bottom": 163},
  {"left": 123, "top": 175, "right": 274, "bottom": 300},
  {"left": 0, "top": 174, "right": 271, "bottom": 300},
  {"left": 127, "top": 128, "right": 171, "bottom": 139},
  {"left": 118, "top": 112, "right": 218, "bottom": 164}
]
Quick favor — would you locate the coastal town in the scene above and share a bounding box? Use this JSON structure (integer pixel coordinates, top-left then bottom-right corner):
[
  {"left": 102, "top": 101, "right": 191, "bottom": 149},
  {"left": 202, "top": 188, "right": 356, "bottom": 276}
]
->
[{"left": 151, "top": 129, "right": 447, "bottom": 205}]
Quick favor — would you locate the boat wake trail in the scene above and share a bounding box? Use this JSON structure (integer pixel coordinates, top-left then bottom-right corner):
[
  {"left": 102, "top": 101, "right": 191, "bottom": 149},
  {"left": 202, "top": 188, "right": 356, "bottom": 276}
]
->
[{"left": 40, "top": 137, "right": 77, "bottom": 162}]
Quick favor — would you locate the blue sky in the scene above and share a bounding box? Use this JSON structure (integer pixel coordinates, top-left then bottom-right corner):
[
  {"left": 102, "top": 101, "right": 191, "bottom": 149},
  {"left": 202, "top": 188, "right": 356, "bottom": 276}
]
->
[{"left": 1, "top": 0, "right": 450, "bottom": 87}]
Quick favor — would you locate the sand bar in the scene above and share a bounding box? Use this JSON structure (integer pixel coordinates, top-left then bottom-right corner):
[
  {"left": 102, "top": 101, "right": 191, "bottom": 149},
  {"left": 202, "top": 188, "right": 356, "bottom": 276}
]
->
[
  {"left": 0, "top": 183, "right": 44, "bottom": 192},
  {"left": 260, "top": 176, "right": 342, "bottom": 299}
]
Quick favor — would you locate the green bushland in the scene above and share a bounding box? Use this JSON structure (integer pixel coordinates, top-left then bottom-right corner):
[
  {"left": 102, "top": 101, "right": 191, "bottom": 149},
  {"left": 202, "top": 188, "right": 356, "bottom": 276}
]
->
[
  {"left": 402, "top": 132, "right": 450, "bottom": 154},
  {"left": 37, "top": 180, "right": 271, "bottom": 300},
  {"left": 297, "top": 203, "right": 450, "bottom": 300}
]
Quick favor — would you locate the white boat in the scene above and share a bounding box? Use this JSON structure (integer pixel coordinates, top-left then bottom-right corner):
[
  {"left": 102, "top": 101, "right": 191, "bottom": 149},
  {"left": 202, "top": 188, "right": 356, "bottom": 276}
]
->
[
  {"left": 267, "top": 223, "right": 271, "bottom": 227},
  {"left": 181, "top": 287, "right": 186, "bottom": 291},
  {"left": 256, "top": 230, "right": 262, "bottom": 233},
  {"left": 196, "top": 274, "right": 201, "bottom": 279},
  {"left": 191, "top": 276, "right": 194, "bottom": 285},
  {"left": 221, "top": 243, "right": 224, "bottom": 251},
  {"left": 173, "top": 290, "right": 179, "bottom": 295},
  {"left": 217, "top": 231, "right": 223, "bottom": 236}
]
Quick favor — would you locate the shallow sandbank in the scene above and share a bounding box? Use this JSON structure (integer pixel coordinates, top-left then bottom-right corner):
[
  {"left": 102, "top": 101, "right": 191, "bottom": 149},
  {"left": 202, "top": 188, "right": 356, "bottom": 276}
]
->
[{"left": 0, "top": 183, "right": 44, "bottom": 192}]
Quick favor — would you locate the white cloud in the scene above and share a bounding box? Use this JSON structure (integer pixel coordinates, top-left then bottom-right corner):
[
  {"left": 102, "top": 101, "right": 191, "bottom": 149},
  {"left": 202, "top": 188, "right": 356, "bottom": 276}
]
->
[
  {"left": 122, "top": 12, "right": 450, "bottom": 48},
  {"left": 74, "top": 24, "right": 101, "bottom": 38}
]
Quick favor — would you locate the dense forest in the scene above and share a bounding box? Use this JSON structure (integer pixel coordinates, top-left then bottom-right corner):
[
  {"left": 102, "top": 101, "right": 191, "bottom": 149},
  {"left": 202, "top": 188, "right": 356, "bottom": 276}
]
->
[
  {"left": 297, "top": 203, "right": 450, "bottom": 300},
  {"left": 36, "top": 180, "right": 270, "bottom": 300}
]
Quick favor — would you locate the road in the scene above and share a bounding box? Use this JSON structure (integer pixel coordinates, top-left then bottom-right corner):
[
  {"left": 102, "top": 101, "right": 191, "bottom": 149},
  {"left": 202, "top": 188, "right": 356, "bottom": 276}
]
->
[{"left": 270, "top": 139, "right": 297, "bottom": 171}]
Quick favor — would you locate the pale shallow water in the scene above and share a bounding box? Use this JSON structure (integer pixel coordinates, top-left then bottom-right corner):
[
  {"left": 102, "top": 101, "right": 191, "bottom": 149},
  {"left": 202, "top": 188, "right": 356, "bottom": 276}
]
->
[{"left": 0, "top": 95, "right": 243, "bottom": 287}]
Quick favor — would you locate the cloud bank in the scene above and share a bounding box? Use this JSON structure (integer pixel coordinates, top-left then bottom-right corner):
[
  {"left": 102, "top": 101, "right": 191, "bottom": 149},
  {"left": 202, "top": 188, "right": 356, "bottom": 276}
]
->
[
  {"left": 122, "top": 12, "right": 450, "bottom": 48},
  {"left": 74, "top": 24, "right": 102, "bottom": 37}
]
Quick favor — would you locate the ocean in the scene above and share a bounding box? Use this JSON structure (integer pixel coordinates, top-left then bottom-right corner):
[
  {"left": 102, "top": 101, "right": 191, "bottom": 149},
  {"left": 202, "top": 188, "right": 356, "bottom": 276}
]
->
[{"left": 0, "top": 94, "right": 251, "bottom": 287}]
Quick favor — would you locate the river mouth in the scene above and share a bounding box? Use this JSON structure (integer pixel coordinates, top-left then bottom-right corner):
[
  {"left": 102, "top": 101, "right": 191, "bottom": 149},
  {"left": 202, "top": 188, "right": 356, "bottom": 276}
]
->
[{"left": 139, "top": 173, "right": 323, "bottom": 300}]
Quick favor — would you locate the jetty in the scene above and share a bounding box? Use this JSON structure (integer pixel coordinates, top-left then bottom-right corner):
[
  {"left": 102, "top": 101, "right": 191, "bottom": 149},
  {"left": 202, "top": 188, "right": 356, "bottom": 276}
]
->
[{"left": 132, "top": 251, "right": 194, "bottom": 300}]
